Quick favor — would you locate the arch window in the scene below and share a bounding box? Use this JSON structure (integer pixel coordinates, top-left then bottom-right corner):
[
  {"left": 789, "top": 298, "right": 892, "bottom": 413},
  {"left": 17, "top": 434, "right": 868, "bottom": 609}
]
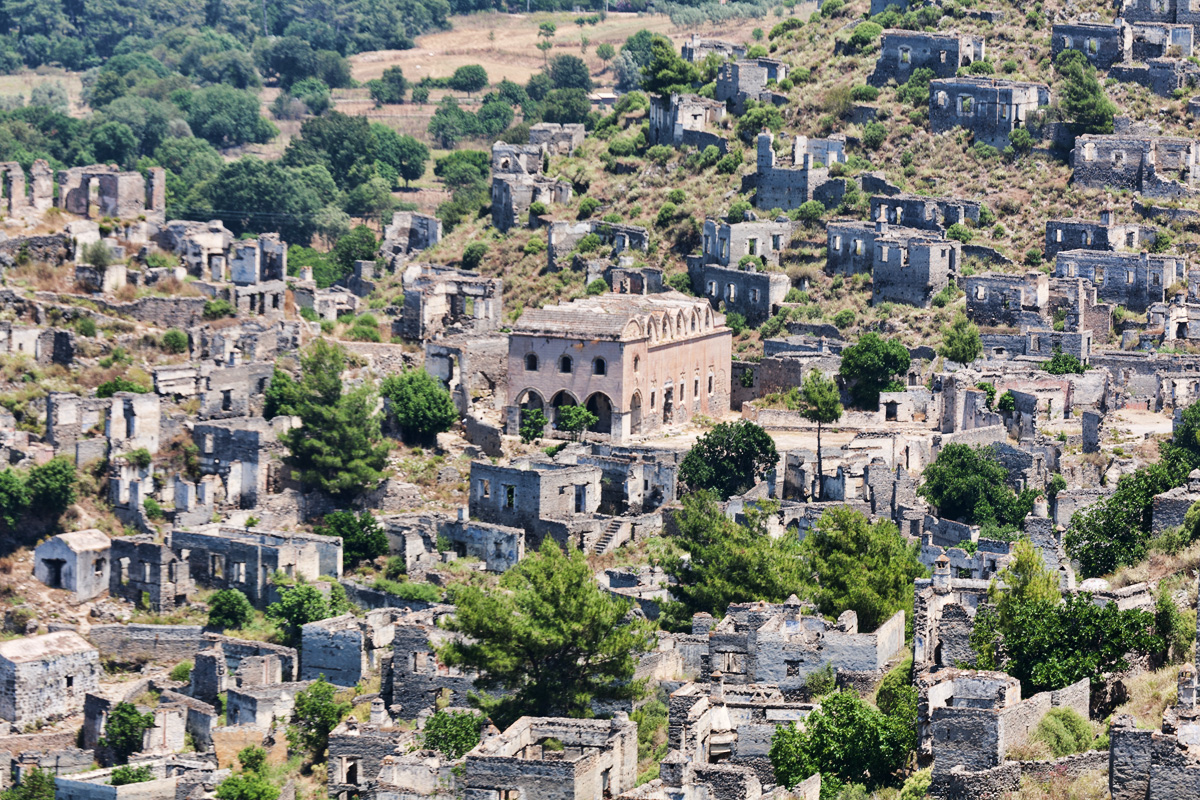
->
[
  {"left": 524, "top": 353, "right": 539, "bottom": 371},
  {"left": 559, "top": 355, "right": 573, "bottom": 374},
  {"left": 593, "top": 358, "right": 607, "bottom": 376},
  {"left": 633, "top": 356, "right": 641, "bottom": 373}
]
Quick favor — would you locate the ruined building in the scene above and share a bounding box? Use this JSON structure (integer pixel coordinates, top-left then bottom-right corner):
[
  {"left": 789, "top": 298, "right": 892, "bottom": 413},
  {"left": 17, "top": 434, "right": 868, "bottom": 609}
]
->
[
  {"left": 399, "top": 263, "right": 503, "bottom": 341},
  {"left": 870, "top": 30, "right": 986, "bottom": 86},
  {"left": 0, "top": 632, "right": 101, "bottom": 726},
  {"left": 964, "top": 271, "right": 1050, "bottom": 328},
  {"left": 57, "top": 165, "right": 166, "bottom": 222},
  {"left": 109, "top": 536, "right": 193, "bottom": 612},
  {"left": 681, "top": 33, "right": 746, "bottom": 62},
  {"left": 1044, "top": 210, "right": 1156, "bottom": 260},
  {"left": 871, "top": 230, "right": 961, "bottom": 308},
  {"left": 648, "top": 93, "right": 728, "bottom": 152},
  {"left": 1071, "top": 134, "right": 1199, "bottom": 197},
  {"left": 33, "top": 529, "right": 110, "bottom": 603},
  {"left": 1053, "top": 249, "right": 1187, "bottom": 312},
  {"left": 928, "top": 77, "right": 1050, "bottom": 149},
  {"left": 752, "top": 132, "right": 847, "bottom": 211},
  {"left": 716, "top": 58, "right": 789, "bottom": 113},
  {"left": 686, "top": 217, "right": 794, "bottom": 326},
  {"left": 528, "top": 122, "right": 586, "bottom": 155},
  {"left": 505, "top": 292, "right": 732, "bottom": 440},
  {"left": 380, "top": 211, "right": 442, "bottom": 269},
  {"left": 491, "top": 142, "right": 572, "bottom": 232}
]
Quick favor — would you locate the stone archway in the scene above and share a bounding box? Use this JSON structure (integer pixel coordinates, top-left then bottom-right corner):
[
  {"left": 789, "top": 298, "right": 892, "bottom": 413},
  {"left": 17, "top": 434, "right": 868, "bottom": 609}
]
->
[
  {"left": 585, "top": 392, "right": 614, "bottom": 435},
  {"left": 630, "top": 392, "right": 643, "bottom": 435},
  {"left": 550, "top": 390, "right": 578, "bottom": 428}
]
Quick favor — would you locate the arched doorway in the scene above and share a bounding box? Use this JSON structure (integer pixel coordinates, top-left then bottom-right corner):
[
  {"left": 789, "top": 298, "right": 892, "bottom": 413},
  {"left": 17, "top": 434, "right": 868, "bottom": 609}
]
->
[
  {"left": 630, "top": 392, "right": 643, "bottom": 435},
  {"left": 662, "top": 382, "right": 674, "bottom": 424},
  {"left": 517, "top": 389, "right": 545, "bottom": 412},
  {"left": 550, "top": 390, "right": 578, "bottom": 428},
  {"left": 585, "top": 393, "right": 614, "bottom": 435}
]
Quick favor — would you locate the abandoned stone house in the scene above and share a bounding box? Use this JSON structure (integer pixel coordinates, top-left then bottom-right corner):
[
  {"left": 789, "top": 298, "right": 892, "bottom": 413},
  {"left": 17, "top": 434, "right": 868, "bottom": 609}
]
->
[
  {"left": 1130, "top": 20, "right": 1196, "bottom": 57},
  {"left": 545, "top": 220, "right": 649, "bottom": 271},
  {"left": 1071, "top": 133, "right": 1199, "bottom": 197},
  {"left": 109, "top": 536, "right": 192, "bottom": 612},
  {"left": 469, "top": 460, "right": 601, "bottom": 537},
  {"left": 827, "top": 220, "right": 922, "bottom": 275},
  {"left": 300, "top": 609, "right": 404, "bottom": 686},
  {"left": 162, "top": 220, "right": 235, "bottom": 281},
  {"left": 964, "top": 271, "right": 1049, "bottom": 328},
  {"left": 380, "top": 211, "right": 442, "bottom": 270},
  {"left": 169, "top": 526, "right": 343, "bottom": 607},
  {"left": 1051, "top": 22, "right": 1131, "bottom": 69},
  {"left": 696, "top": 599, "right": 906, "bottom": 692},
  {"left": 189, "top": 637, "right": 298, "bottom": 706},
  {"left": 382, "top": 605, "right": 476, "bottom": 719},
  {"left": 57, "top": 164, "right": 166, "bottom": 222},
  {"left": 716, "top": 58, "right": 788, "bottom": 113},
  {"left": 871, "top": 232, "right": 960, "bottom": 307},
  {"left": 1150, "top": 299, "right": 1200, "bottom": 342},
  {"left": 870, "top": 196, "right": 981, "bottom": 239},
  {"left": 752, "top": 132, "right": 847, "bottom": 211},
  {"left": 648, "top": 94, "right": 727, "bottom": 152},
  {"left": 461, "top": 716, "right": 638, "bottom": 800},
  {"left": 681, "top": 33, "right": 746, "bottom": 62},
  {"left": 226, "top": 681, "right": 312, "bottom": 729},
  {"left": 1053, "top": 249, "right": 1186, "bottom": 311},
  {"left": 1120, "top": 0, "right": 1200, "bottom": 36},
  {"left": 1044, "top": 210, "right": 1156, "bottom": 260},
  {"left": 528, "top": 122, "right": 586, "bottom": 155},
  {"left": 399, "top": 263, "right": 503, "bottom": 341},
  {"left": 690, "top": 262, "right": 791, "bottom": 328},
  {"left": 424, "top": 332, "right": 508, "bottom": 417},
  {"left": 0, "top": 322, "right": 72, "bottom": 367},
  {"left": 920, "top": 668, "right": 1091, "bottom": 793},
  {"left": 698, "top": 217, "right": 796, "bottom": 270},
  {"left": 1110, "top": 55, "right": 1200, "bottom": 96},
  {"left": 928, "top": 77, "right": 1050, "bottom": 149},
  {"left": 870, "top": 30, "right": 986, "bottom": 86},
  {"left": 0, "top": 632, "right": 101, "bottom": 726},
  {"left": 327, "top": 715, "right": 416, "bottom": 799},
  {"left": 33, "top": 529, "right": 110, "bottom": 603},
  {"left": 505, "top": 292, "right": 732, "bottom": 440},
  {"left": 191, "top": 416, "right": 289, "bottom": 509},
  {"left": 491, "top": 142, "right": 572, "bottom": 232}
]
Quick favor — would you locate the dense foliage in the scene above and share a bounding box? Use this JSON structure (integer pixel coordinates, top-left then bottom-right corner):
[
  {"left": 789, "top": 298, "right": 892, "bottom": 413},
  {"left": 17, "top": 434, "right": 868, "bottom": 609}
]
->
[
  {"left": 657, "top": 493, "right": 806, "bottom": 631},
  {"left": 289, "top": 678, "right": 352, "bottom": 757},
  {"left": 439, "top": 538, "right": 656, "bottom": 728},
  {"left": 0, "top": 457, "right": 77, "bottom": 533},
  {"left": 939, "top": 312, "right": 981, "bottom": 365},
  {"left": 918, "top": 444, "right": 1039, "bottom": 535},
  {"left": 102, "top": 702, "right": 156, "bottom": 764},
  {"left": 266, "top": 579, "right": 353, "bottom": 646},
  {"left": 797, "top": 370, "right": 842, "bottom": 500},
  {"left": 208, "top": 588, "right": 255, "bottom": 630},
  {"left": 837, "top": 333, "right": 911, "bottom": 409},
  {"left": 679, "top": 420, "right": 779, "bottom": 500},
  {"left": 381, "top": 368, "right": 459, "bottom": 445},
  {"left": 280, "top": 340, "right": 390, "bottom": 499},
  {"left": 421, "top": 710, "right": 487, "bottom": 758},
  {"left": 316, "top": 510, "right": 388, "bottom": 568},
  {"left": 798, "top": 507, "right": 926, "bottom": 633}
]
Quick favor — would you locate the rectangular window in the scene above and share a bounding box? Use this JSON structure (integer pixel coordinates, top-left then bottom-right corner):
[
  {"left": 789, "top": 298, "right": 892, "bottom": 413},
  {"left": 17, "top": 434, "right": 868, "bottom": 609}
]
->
[
  {"left": 480, "top": 479, "right": 490, "bottom": 498},
  {"left": 1055, "top": 229, "right": 1062, "bottom": 243},
  {"left": 771, "top": 234, "right": 781, "bottom": 250},
  {"left": 1127, "top": 271, "right": 1134, "bottom": 284},
  {"left": 747, "top": 238, "right": 758, "bottom": 256},
  {"left": 505, "top": 485, "right": 515, "bottom": 508}
]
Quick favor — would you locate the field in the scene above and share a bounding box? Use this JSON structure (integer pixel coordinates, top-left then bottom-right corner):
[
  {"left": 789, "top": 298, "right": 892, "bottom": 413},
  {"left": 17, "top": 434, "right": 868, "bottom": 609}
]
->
[
  {"left": 0, "top": 67, "right": 85, "bottom": 113},
  {"left": 347, "top": 10, "right": 786, "bottom": 88}
]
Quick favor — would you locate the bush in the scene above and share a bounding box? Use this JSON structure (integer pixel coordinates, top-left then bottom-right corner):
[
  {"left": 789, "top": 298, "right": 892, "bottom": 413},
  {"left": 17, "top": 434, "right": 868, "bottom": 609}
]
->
[
  {"left": 796, "top": 200, "right": 825, "bottom": 223},
  {"left": 97, "top": 376, "right": 149, "bottom": 397},
  {"left": 76, "top": 317, "right": 96, "bottom": 337},
  {"left": 169, "top": 661, "right": 193, "bottom": 683},
  {"left": 203, "top": 299, "right": 235, "bottom": 320},
  {"left": 382, "top": 368, "right": 458, "bottom": 445},
  {"left": 861, "top": 121, "right": 887, "bottom": 151},
  {"left": 846, "top": 22, "right": 882, "bottom": 53},
  {"left": 289, "top": 678, "right": 352, "bottom": 756},
  {"left": 161, "top": 329, "right": 188, "bottom": 354},
  {"left": 1034, "top": 708, "right": 1093, "bottom": 757},
  {"left": 945, "top": 223, "right": 973, "bottom": 243},
  {"left": 667, "top": 188, "right": 685, "bottom": 204},
  {"left": 821, "top": 0, "right": 845, "bottom": 16},
  {"left": 110, "top": 766, "right": 153, "bottom": 786},
  {"left": 716, "top": 153, "right": 741, "bottom": 174},
  {"left": 577, "top": 197, "right": 600, "bottom": 218},
  {"left": 833, "top": 309, "right": 855, "bottom": 329},
  {"left": 317, "top": 510, "right": 388, "bottom": 568},
  {"left": 725, "top": 312, "right": 747, "bottom": 335},
  {"left": 102, "top": 702, "right": 156, "bottom": 764},
  {"left": 1026, "top": 248, "right": 1044, "bottom": 267},
  {"left": 462, "top": 242, "right": 488, "bottom": 270},
  {"left": 523, "top": 237, "right": 546, "bottom": 255},
  {"left": 421, "top": 710, "right": 486, "bottom": 758},
  {"left": 373, "top": 578, "right": 442, "bottom": 602},
  {"left": 143, "top": 497, "right": 164, "bottom": 520},
  {"left": 586, "top": 278, "right": 609, "bottom": 295},
  {"left": 698, "top": 145, "right": 721, "bottom": 168},
  {"left": 728, "top": 200, "right": 752, "bottom": 222},
  {"left": 655, "top": 202, "right": 678, "bottom": 227},
  {"left": 850, "top": 85, "right": 879, "bottom": 102},
  {"left": 208, "top": 588, "right": 254, "bottom": 631}
]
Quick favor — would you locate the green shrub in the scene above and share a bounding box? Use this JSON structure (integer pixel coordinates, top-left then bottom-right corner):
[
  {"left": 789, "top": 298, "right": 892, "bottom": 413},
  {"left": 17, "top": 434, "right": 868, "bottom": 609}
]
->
[
  {"left": 576, "top": 233, "right": 602, "bottom": 253},
  {"left": 861, "top": 121, "right": 887, "bottom": 150},
  {"left": 524, "top": 237, "right": 546, "bottom": 255},
  {"left": 110, "top": 766, "right": 153, "bottom": 786},
  {"left": 728, "top": 200, "right": 752, "bottom": 222},
  {"left": 577, "top": 197, "right": 600, "bottom": 218},
  {"left": 373, "top": 578, "right": 442, "bottom": 603},
  {"left": 169, "top": 661, "right": 193, "bottom": 683},
  {"left": 821, "top": 0, "right": 845, "bottom": 16},
  {"left": 586, "top": 279, "right": 608, "bottom": 295},
  {"left": 945, "top": 223, "right": 973, "bottom": 243},
  {"left": 667, "top": 188, "right": 685, "bottom": 204},
  {"left": 655, "top": 202, "right": 678, "bottom": 227},
  {"left": 850, "top": 85, "right": 879, "bottom": 102},
  {"left": 804, "top": 662, "right": 836, "bottom": 697},
  {"left": 143, "top": 497, "right": 164, "bottom": 520},
  {"left": 203, "top": 299, "right": 235, "bottom": 320},
  {"left": 726, "top": 312, "right": 748, "bottom": 335},
  {"left": 208, "top": 588, "right": 254, "bottom": 631},
  {"left": 97, "top": 377, "right": 150, "bottom": 398},
  {"left": 796, "top": 200, "right": 825, "bottom": 223},
  {"left": 161, "top": 329, "right": 188, "bottom": 354},
  {"left": 833, "top": 309, "right": 855, "bottom": 329},
  {"left": 462, "top": 242, "right": 488, "bottom": 270},
  {"left": 1026, "top": 248, "right": 1044, "bottom": 266},
  {"left": 1034, "top": 708, "right": 1092, "bottom": 757},
  {"left": 76, "top": 317, "right": 96, "bottom": 337}
]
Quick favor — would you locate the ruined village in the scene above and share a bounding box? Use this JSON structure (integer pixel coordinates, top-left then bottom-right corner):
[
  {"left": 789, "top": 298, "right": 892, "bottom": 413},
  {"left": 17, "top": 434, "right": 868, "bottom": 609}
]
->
[{"left": 9, "top": 0, "right": 1200, "bottom": 799}]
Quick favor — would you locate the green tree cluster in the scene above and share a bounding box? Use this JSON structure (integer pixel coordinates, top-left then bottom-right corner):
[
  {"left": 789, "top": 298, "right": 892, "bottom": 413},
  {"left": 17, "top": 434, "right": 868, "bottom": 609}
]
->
[
  {"left": 280, "top": 340, "right": 390, "bottom": 499},
  {"left": 919, "top": 444, "right": 1039, "bottom": 534},
  {"left": 316, "top": 510, "right": 388, "bottom": 568},
  {"left": 421, "top": 710, "right": 487, "bottom": 757},
  {"left": 381, "top": 369, "right": 459, "bottom": 445},
  {"left": 267, "top": 579, "right": 353, "bottom": 647},
  {"left": 1054, "top": 50, "right": 1117, "bottom": 135},
  {"left": 679, "top": 420, "right": 779, "bottom": 500},
  {"left": 439, "top": 539, "right": 656, "bottom": 728},
  {"left": 657, "top": 493, "right": 806, "bottom": 631},
  {"left": 289, "top": 678, "right": 352, "bottom": 757},
  {"left": 208, "top": 588, "right": 255, "bottom": 631},
  {"left": 0, "top": 456, "right": 77, "bottom": 532},
  {"left": 102, "top": 702, "right": 156, "bottom": 764},
  {"left": 837, "top": 333, "right": 911, "bottom": 408}
]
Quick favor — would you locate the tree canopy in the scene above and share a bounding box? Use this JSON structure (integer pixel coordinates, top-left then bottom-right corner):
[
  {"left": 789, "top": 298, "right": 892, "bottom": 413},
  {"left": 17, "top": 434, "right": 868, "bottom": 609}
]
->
[
  {"left": 266, "top": 579, "right": 353, "bottom": 646},
  {"left": 1055, "top": 50, "right": 1117, "bottom": 135},
  {"left": 657, "top": 492, "right": 806, "bottom": 631},
  {"left": 102, "top": 702, "right": 156, "bottom": 764},
  {"left": 280, "top": 340, "right": 390, "bottom": 499},
  {"left": 316, "top": 510, "right": 388, "bottom": 568},
  {"left": 439, "top": 538, "right": 656, "bottom": 728},
  {"left": 381, "top": 368, "right": 459, "bottom": 445},
  {"left": 798, "top": 506, "right": 927, "bottom": 632},
  {"left": 421, "top": 710, "right": 487, "bottom": 758},
  {"left": 837, "top": 333, "right": 911, "bottom": 409},
  {"left": 797, "top": 370, "right": 842, "bottom": 500},
  {"left": 679, "top": 420, "right": 779, "bottom": 500},
  {"left": 641, "top": 38, "right": 699, "bottom": 95},
  {"left": 918, "top": 444, "right": 1039, "bottom": 536},
  {"left": 939, "top": 312, "right": 982, "bottom": 365}
]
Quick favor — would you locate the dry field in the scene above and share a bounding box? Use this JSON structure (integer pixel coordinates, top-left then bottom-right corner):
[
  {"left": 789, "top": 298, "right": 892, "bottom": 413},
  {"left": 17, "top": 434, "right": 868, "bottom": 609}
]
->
[
  {"left": 348, "top": 10, "right": 782, "bottom": 89},
  {"left": 0, "top": 67, "right": 85, "bottom": 113}
]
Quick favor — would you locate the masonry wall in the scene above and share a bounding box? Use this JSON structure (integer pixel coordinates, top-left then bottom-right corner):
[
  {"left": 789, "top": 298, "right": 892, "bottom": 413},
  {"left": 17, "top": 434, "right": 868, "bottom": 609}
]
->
[{"left": 0, "top": 647, "right": 100, "bottom": 725}]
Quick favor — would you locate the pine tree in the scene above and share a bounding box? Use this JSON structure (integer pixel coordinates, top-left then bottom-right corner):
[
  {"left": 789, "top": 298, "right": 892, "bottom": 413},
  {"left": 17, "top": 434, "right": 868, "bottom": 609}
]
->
[{"left": 797, "top": 370, "right": 843, "bottom": 500}]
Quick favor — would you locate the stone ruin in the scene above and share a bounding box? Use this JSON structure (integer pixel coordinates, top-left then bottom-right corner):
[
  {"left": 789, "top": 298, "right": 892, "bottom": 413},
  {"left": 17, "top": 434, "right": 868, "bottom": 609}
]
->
[
  {"left": 870, "top": 30, "right": 986, "bottom": 87},
  {"left": 928, "top": 77, "right": 1050, "bottom": 149},
  {"left": 1071, "top": 134, "right": 1199, "bottom": 197},
  {"left": 399, "top": 263, "right": 503, "bottom": 341},
  {"left": 490, "top": 142, "right": 572, "bottom": 232}
]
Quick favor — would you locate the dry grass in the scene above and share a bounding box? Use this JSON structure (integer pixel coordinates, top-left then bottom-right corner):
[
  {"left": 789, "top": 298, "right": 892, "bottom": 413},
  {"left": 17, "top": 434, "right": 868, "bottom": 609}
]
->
[
  {"left": 1105, "top": 539, "right": 1200, "bottom": 589},
  {"left": 349, "top": 11, "right": 774, "bottom": 88},
  {"left": 1111, "top": 663, "right": 1180, "bottom": 729},
  {"left": 0, "top": 67, "right": 85, "bottom": 115},
  {"left": 1005, "top": 769, "right": 1108, "bottom": 800}
]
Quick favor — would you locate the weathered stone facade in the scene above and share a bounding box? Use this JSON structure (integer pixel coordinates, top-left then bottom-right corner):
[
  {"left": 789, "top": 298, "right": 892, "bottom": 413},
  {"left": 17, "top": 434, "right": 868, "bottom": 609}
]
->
[
  {"left": 965, "top": 271, "right": 1049, "bottom": 328},
  {"left": 648, "top": 94, "right": 728, "bottom": 152},
  {"left": 0, "top": 632, "right": 100, "bottom": 726},
  {"left": 1051, "top": 22, "right": 1130, "bottom": 69},
  {"left": 752, "top": 132, "right": 847, "bottom": 211},
  {"left": 1044, "top": 211, "right": 1155, "bottom": 260},
  {"left": 1053, "top": 249, "right": 1186, "bottom": 311},
  {"left": 399, "top": 264, "right": 503, "bottom": 341},
  {"left": 491, "top": 142, "right": 572, "bottom": 232},
  {"left": 871, "top": 30, "right": 986, "bottom": 86},
  {"left": 1071, "top": 134, "right": 1199, "bottom": 197},
  {"left": 33, "top": 530, "right": 110, "bottom": 603},
  {"left": 928, "top": 77, "right": 1049, "bottom": 149},
  {"left": 681, "top": 33, "right": 746, "bottom": 62},
  {"left": 872, "top": 232, "right": 960, "bottom": 308}
]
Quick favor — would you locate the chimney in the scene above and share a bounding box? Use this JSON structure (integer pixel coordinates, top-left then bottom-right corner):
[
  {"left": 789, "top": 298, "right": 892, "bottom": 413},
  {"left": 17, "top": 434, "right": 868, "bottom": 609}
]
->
[{"left": 933, "top": 554, "right": 951, "bottom": 594}]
